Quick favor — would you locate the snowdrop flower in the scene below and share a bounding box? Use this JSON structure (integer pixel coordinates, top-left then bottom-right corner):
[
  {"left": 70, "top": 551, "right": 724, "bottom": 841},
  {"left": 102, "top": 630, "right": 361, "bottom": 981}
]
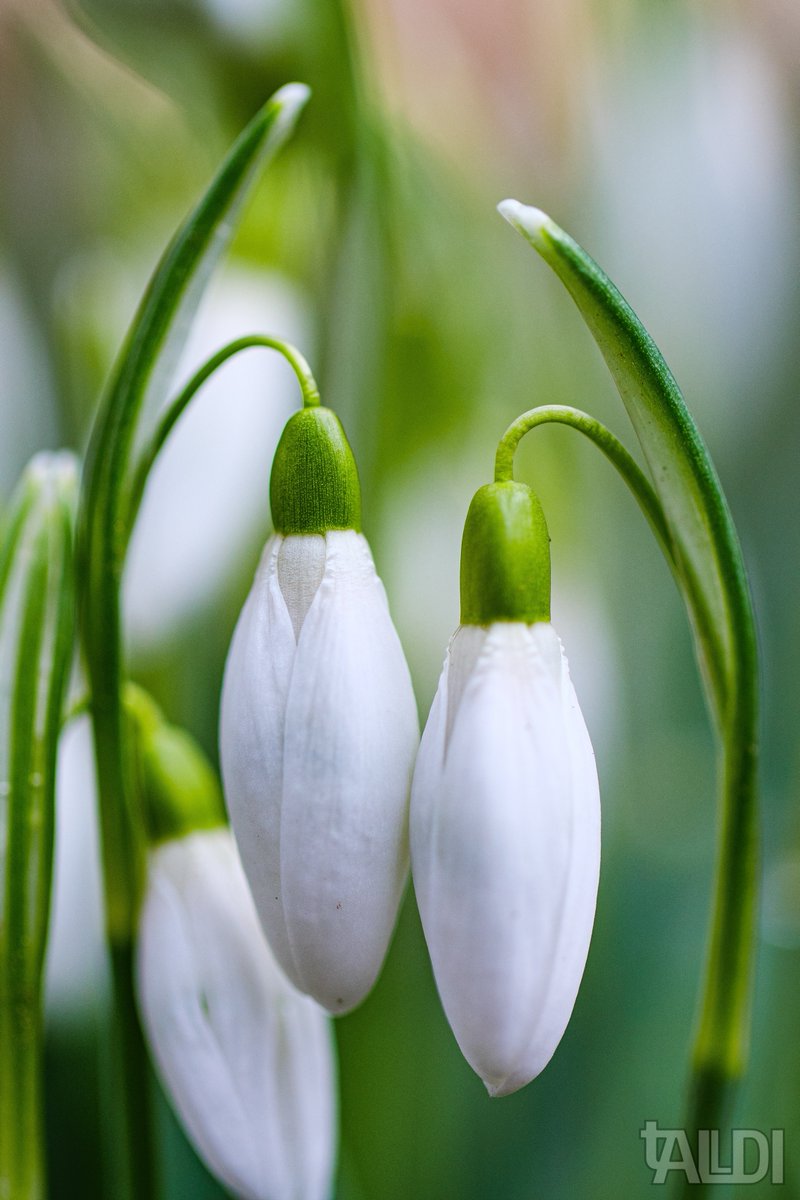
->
[
  {"left": 131, "top": 690, "right": 337, "bottom": 1200},
  {"left": 220, "top": 401, "right": 419, "bottom": 1014},
  {"left": 411, "top": 479, "right": 600, "bottom": 1097}
]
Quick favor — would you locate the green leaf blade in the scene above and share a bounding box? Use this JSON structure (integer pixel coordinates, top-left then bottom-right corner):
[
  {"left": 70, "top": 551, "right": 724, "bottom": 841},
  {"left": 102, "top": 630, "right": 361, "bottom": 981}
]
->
[
  {"left": 499, "top": 200, "right": 759, "bottom": 1120},
  {"left": 0, "top": 452, "right": 77, "bottom": 1200},
  {"left": 76, "top": 83, "right": 311, "bottom": 943},
  {"left": 498, "top": 200, "right": 756, "bottom": 730},
  {"left": 0, "top": 452, "right": 77, "bottom": 991}
]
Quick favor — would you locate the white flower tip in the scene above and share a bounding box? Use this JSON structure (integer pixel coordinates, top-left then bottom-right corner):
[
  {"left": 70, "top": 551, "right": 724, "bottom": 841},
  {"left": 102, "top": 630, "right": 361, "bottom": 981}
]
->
[
  {"left": 496, "top": 199, "right": 555, "bottom": 247},
  {"left": 484, "top": 1068, "right": 538, "bottom": 1099},
  {"left": 485, "top": 1079, "right": 511, "bottom": 1100}
]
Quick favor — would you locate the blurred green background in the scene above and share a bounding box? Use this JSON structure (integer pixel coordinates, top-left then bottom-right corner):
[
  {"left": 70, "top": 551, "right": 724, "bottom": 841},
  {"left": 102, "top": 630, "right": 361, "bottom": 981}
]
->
[{"left": 1, "top": 0, "right": 798, "bottom": 1195}]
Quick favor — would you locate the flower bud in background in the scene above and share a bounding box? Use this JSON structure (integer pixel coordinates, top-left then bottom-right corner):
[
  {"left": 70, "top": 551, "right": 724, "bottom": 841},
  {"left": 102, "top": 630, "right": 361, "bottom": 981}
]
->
[
  {"left": 220, "top": 403, "right": 420, "bottom": 1014},
  {"left": 410, "top": 481, "right": 600, "bottom": 1097},
  {"left": 130, "top": 689, "right": 337, "bottom": 1200}
]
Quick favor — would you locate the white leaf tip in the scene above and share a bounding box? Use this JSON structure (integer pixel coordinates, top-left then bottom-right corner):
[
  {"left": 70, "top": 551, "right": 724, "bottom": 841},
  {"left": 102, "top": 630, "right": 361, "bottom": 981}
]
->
[
  {"left": 272, "top": 81, "right": 311, "bottom": 113},
  {"left": 497, "top": 199, "right": 555, "bottom": 247},
  {"left": 263, "top": 83, "right": 311, "bottom": 146},
  {"left": 262, "top": 83, "right": 311, "bottom": 152}
]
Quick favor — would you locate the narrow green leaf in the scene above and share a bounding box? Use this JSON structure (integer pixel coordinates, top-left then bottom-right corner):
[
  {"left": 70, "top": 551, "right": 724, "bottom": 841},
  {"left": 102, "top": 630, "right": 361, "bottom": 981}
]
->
[
  {"left": 75, "top": 86, "right": 309, "bottom": 1200},
  {"left": 499, "top": 200, "right": 759, "bottom": 1131},
  {"left": 0, "top": 452, "right": 77, "bottom": 1200},
  {"left": 78, "top": 80, "right": 310, "bottom": 944},
  {"left": 498, "top": 200, "right": 756, "bottom": 728}
]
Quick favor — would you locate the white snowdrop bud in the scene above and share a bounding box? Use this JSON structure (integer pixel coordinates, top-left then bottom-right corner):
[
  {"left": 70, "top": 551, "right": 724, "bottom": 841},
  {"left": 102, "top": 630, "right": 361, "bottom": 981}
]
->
[
  {"left": 220, "top": 406, "right": 419, "bottom": 1014},
  {"left": 411, "top": 482, "right": 600, "bottom": 1096}
]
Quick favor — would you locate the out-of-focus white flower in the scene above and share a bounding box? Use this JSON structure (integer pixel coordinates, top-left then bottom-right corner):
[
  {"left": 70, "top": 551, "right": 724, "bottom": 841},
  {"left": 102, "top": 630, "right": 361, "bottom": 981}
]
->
[
  {"left": 411, "top": 620, "right": 600, "bottom": 1097},
  {"left": 585, "top": 16, "right": 794, "bottom": 446},
  {"left": 45, "top": 715, "right": 109, "bottom": 1023},
  {"left": 220, "top": 529, "right": 419, "bottom": 1014},
  {"left": 137, "top": 827, "right": 336, "bottom": 1200},
  {"left": 0, "top": 270, "right": 59, "bottom": 488},
  {"left": 201, "top": 0, "right": 290, "bottom": 46},
  {"left": 123, "top": 267, "right": 311, "bottom": 654}
]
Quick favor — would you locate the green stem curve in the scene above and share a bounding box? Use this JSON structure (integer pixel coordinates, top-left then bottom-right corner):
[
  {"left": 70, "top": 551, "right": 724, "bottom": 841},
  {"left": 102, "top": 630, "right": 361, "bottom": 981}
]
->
[
  {"left": 493, "top": 405, "right": 725, "bottom": 699},
  {"left": 123, "top": 335, "right": 320, "bottom": 543},
  {"left": 495, "top": 405, "right": 673, "bottom": 558}
]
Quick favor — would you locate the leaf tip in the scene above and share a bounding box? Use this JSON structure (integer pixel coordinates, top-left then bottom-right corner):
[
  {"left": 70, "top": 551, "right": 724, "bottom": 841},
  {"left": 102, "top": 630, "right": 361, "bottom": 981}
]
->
[
  {"left": 268, "top": 81, "right": 311, "bottom": 132},
  {"left": 497, "top": 199, "right": 556, "bottom": 248}
]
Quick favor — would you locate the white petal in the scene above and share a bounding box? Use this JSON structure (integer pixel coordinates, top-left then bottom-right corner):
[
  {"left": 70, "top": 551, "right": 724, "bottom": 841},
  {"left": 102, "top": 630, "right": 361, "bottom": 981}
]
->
[
  {"left": 508, "top": 635, "right": 600, "bottom": 1091},
  {"left": 279, "top": 531, "right": 419, "bottom": 1012},
  {"left": 411, "top": 621, "right": 600, "bottom": 1097},
  {"left": 136, "top": 829, "right": 336, "bottom": 1200},
  {"left": 220, "top": 531, "right": 420, "bottom": 1014},
  {"left": 410, "top": 624, "right": 487, "bottom": 922},
  {"left": 277, "top": 535, "right": 326, "bottom": 638},
  {"left": 220, "top": 535, "right": 298, "bottom": 977},
  {"left": 45, "top": 716, "right": 109, "bottom": 1021}
]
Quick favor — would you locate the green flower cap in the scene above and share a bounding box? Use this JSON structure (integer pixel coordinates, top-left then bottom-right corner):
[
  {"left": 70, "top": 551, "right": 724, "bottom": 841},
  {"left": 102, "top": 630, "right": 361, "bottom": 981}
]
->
[
  {"left": 125, "top": 685, "right": 226, "bottom": 846},
  {"left": 270, "top": 407, "right": 362, "bottom": 535},
  {"left": 460, "top": 482, "right": 551, "bottom": 626}
]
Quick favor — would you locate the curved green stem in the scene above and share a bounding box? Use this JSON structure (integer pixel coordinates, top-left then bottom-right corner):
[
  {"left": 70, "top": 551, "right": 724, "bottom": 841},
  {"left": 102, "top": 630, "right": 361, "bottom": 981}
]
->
[
  {"left": 495, "top": 405, "right": 674, "bottom": 559},
  {"left": 493, "top": 406, "right": 726, "bottom": 701},
  {"left": 494, "top": 405, "right": 725, "bottom": 700},
  {"left": 123, "top": 335, "right": 320, "bottom": 543}
]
